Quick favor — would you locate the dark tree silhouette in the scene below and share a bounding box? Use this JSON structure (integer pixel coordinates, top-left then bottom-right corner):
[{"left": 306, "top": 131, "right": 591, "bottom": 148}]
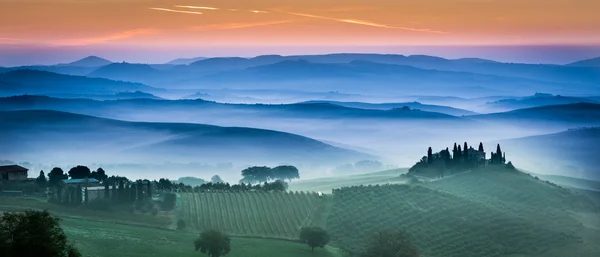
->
[
  {"left": 67, "top": 166, "right": 91, "bottom": 179},
  {"left": 157, "top": 178, "right": 173, "bottom": 191},
  {"left": 48, "top": 167, "right": 68, "bottom": 186},
  {"left": 427, "top": 147, "right": 433, "bottom": 164},
  {"left": 463, "top": 142, "right": 468, "bottom": 160},
  {"left": 194, "top": 229, "right": 231, "bottom": 257},
  {"left": 360, "top": 230, "right": 419, "bottom": 257},
  {"left": 0, "top": 210, "right": 82, "bottom": 257},
  {"left": 457, "top": 145, "right": 462, "bottom": 160},
  {"left": 36, "top": 170, "right": 48, "bottom": 189},
  {"left": 299, "top": 226, "right": 330, "bottom": 251},
  {"left": 240, "top": 166, "right": 271, "bottom": 184},
  {"left": 452, "top": 143, "right": 458, "bottom": 160},
  {"left": 478, "top": 142, "right": 484, "bottom": 152},
  {"left": 271, "top": 165, "right": 300, "bottom": 182}
]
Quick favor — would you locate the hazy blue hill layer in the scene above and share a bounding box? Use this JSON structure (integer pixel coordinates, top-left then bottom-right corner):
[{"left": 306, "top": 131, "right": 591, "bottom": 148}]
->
[
  {"left": 497, "top": 127, "right": 600, "bottom": 180},
  {"left": 0, "top": 70, "right": 159, "bottom": 95},
  {"left": 0, "top": 110, "right": 370, "bottom": 165},
  {"left": 87, "top": 63, "right": 163, "bottom": 83},
  {"left": 327, "top": 166, "right": 598, "bottom": 257},
  {"left": 483, "top": 93, "right": 598, "bottom": 112},
  {"left": 471, "top": 103, "right": 600, "bottom": 128},
  {"left": 0, "top": 95, "right": 462, "bottom": 121},
  {"left": 178, "top": 60, "right": 583, "bottom": 95},
  {"left": 302, "top": 100, "right": 478, "bottom": 116},
  {"left": 568, "top": 56, "right": 600, "bottom": 67},
  {"left": 59, "top": 56, "right": 112, "bottom": 67}
]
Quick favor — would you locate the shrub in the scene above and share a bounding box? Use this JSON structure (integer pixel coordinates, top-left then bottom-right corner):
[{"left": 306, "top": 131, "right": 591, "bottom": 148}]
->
[
  {"left": 162, "top": 192, "right": 177, "bottom": 211},
  {"left": 177, "top": 218, "right": 186, "bottom": 230},
  {"left": 151, "top": 207, "right": 159, "bottom": 216}
]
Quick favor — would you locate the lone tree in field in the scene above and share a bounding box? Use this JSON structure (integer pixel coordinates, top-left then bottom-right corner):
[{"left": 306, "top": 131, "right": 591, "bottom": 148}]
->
[
  {"left": 360, "top": 230, "right": 419, "bottom": 257},
  {"left": 240, "top": 166, "right": 271, "bottom": 184},
  {"left": 427, "top": 147, "right": 433, "bottom": 164},
  {"left": 194, "top": 229, "right": 231, "bottom": 257},
  {"left": 0, "top": 210, "right": 82, "bottom": 257},
  {"left": 68, "top": 165, "right": 91, "bottom": 179},
  {"left": 48, "top": 167, "right": 68, "bottom": 187},
  {"left": 37, "top": 170, "right": 48, "bottom": 189},
  {"left": 299, "top": 226, "right": 330, "bottom": 252},
  {"left": 271, "top": 165, "right": 300, "bottom": 182}
]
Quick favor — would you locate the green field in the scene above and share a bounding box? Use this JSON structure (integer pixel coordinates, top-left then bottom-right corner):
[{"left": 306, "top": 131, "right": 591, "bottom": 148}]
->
[
  {"left": 179, "top": 191, "right": 327, "bottom": 239},
  {"left": 288, "top": 168, "right": 408, "bottom": 193},
  {"left": 325, "top": 166, "right": 600, "bottom": 257},
  {"left": 60, "top": 217, "right": 343, "bottom": 257}
]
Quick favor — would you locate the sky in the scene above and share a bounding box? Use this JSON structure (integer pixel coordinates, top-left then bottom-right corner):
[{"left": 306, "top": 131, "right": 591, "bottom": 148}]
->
[{"left": 1, "top": 0, "right": 600, "bottom": 65}]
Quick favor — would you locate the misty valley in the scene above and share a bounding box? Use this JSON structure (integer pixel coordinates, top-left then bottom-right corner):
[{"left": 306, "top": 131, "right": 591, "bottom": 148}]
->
[{"left": 1, "top": 53, "right": 600, "bottom": 257}]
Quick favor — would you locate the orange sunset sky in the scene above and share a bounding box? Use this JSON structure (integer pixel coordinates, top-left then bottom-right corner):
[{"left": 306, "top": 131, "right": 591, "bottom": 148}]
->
[{"left": 1, "top": 0, "right": 599, "bottom": 65}]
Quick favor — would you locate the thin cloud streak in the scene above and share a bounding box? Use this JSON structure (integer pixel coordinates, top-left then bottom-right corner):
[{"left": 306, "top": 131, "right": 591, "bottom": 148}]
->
[
  {"left": 283, "top": 11, "right": 448, "bottom": 34},
  {"left": 175, "top": 5, "right": 220, "bottom": 10},
  {"left": 191, "top": 20, "right": 294, "bottom": 31},
  {"left": 249, "top": 10, "right": 269, "bottom": 13},
  {"left": 53, "top": 29, "right": 157, "bottom": 46},
  {"left": 149, "top": 7, "right": 203, "bottom": 15}
]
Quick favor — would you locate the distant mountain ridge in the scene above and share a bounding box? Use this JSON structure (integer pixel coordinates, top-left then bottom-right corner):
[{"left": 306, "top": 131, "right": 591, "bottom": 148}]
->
[
  {"left": 302, "top": 100, "right": 478, "bottom": 116},
  {"left": 59, "top": 56, "right": 112, "bottom": 67},
  {"left": 0, "top": 69, "right": 159, "bottom": 95},
  {"left": 483, "top": 93, "right": 598, "bottom": 112},
  {"left": 568, "top": 56, "right": 600, "bottom": 67},
  {"left": 166, "top": 57, "right": 207, "bottom": 65}
]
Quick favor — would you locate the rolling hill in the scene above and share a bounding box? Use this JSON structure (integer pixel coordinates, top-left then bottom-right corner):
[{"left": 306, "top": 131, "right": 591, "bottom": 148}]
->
[
  {"left": 483, "top": 93, "right": 598, "bottom": 112},
  {"left": 59, "top": 56, "right": 112, "bottom": 67},
  {"left": 327, "top": 166, "right": 599, "bottom": 257},
  {"left": 0, "top": 110, "right": 371, "bottom": 166},
  {"left": 302, "top": 100, "right": 478, "bottom": 116},
  {"left": 495, "top": 127, "right": 600, "bottom": 180},
  {"left": 87, "top": 63, "right": 163, "bottom": 83},
  {"left": 177, "top": 60, "right": 585, "bottom": 96},
  {"left": 470, "top": 102, "right": 600, "bottom": 129},
  {"left": 568, "top": 56, "right": 600, "bottom": 67},
  {"left": 166, "top": 56, "right": 206, "bottom": 65},
  {"left": 0, "top": 70, "right": 159, "bottom": 95}
]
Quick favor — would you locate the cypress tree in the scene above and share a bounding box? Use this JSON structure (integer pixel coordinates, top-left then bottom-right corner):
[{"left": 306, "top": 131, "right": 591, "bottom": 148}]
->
[
  {"left": 104, "top": 182, "right": 109, "bottom": 199},
  {"left": 496, "top": 144, "right": 502, "bottom": 163},
  {"left": 457, "top": 145, "right": 462, "bottom": 161},
  {"left": 147, "top": 181, "right": 153, "bottom": 200},
  {"left": 463, "top": 142, "right": 469, "bottom": 160},
  {"left": 84, "top": 186, "right": 89, "bottom": 204},
  {"left": 427, "top": 147, "right": 433, "bottom": 164},
  {"left": 478, "top": 142, "right": 484, "bottom": 152},
  {"left": 137, "top": 181, "right": 144, "bottom": 200},
  {"left": 452, "top": 143, "right": 458, "bottom": 160},
  {"left": 111, "top": 183, "right": 117, "bottom": 202}
]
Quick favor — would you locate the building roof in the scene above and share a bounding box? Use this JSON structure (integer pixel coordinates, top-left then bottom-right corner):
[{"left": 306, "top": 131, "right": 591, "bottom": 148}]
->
[
  {"left": 0, "top": 165, "right": 28, "bottom": 173},
  {"left": 63, "top": 178, "right": 100, "bottom": 184}
]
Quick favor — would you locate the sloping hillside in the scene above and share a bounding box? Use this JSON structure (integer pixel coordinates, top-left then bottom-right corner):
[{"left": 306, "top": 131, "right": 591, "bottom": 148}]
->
[
  {"left": 483, "top": 93, "right": 598, "bottom": 112},
  {"left": 0, "top": 110, "right": 371, "bottom": 165},
  {"left": 0, "top": 70, "right": 158, "bottom": 95},
  {"left": 496, "top": 127, "right": 600, "bottom": 180},
  {"left": 326, "top": 166, "right": 599, "bottom": 257},
  {"left": 303, "top": 100, "right": 478, "bottom": 116}
]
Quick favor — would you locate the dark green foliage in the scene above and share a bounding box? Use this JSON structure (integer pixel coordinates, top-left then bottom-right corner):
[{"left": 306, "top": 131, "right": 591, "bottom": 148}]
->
[
  {"left": 84, "top": 187, "right": 89, "bottom": 204},
  {"left": 162, "top": 192, "right": 177, "bottom": 210},
  {"left": 177, "top": 219, "right": 186, "bottom": 230},
  {"left": 90, "top": 167, "right": 108, "bottom": 182},
  {"left": 241, "top": 166, "right": 272, "bottom": 184},
  {"left": 478, "top": 142, "right": 484, "bottom": 152},
  {"left": 299, "top": 226, "right": 330, "bottom": 251},
  {"left": 505, "top": 161, "right": 516, "bottom": 170},
  {"left": 146, "top": 180, "right": 152, "bottom": 199},
  {"left": 359, "top": 230, "right": 419, "bottom": 257},
  {"left": 271, "top": 165, "right": 300, "bottom": 182},
  {"left": 48, "top": 167, "right": 68, "bottom": 187},
  {"left": 463, "top": 142, "right": 468, "bottom": 160},
  {"left": 157, "top": 178, "right": 174, "bottom": 191},
  {"left": 194, "top": 229, "right": 231, "bottom": 257},
  {"left": 0, "top": 210, "right": 81, "bottom": 257},
  {"left": 104, "top": 183, "right": 109, "bottom": 199},
  {"left": 427, "top": 147, "right": 433, "bottom": 164},
  {"left": 111, "top": 183, "right": 117, "bottom": 202},
  {"left": 36, "top": 170, "right": 48, "bottom": 189},
  {"left": 67, "top": 165, "right": 91, "bottom": 179}
]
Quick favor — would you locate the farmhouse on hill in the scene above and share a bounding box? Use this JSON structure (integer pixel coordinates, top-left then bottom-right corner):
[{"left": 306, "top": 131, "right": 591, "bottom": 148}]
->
[{"left": 0, "top": 165, "right": 29, "bottom": 181}]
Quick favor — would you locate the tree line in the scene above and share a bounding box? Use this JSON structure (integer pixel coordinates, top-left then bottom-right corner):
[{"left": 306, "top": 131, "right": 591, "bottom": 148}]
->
[{"left": 410, "top": 142, "right": 507, "bottom": 176}]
